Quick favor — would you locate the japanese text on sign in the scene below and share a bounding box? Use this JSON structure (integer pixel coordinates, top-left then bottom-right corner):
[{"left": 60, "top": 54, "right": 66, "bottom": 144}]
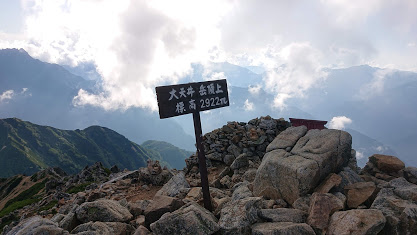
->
[{"left": 156, "top": 79, "right": 229, "bottom": 119}]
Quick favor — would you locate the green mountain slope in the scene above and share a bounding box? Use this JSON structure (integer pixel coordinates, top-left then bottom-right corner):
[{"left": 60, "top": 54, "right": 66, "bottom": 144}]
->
[
  {"left": 141, "top": 140, "right": 194, "bottom": 169},
  {"left": 0, "top": 118, "right": 159, "bottom": 177}
]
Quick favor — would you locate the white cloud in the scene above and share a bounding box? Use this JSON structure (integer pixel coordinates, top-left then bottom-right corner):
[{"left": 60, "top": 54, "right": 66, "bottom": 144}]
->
[
  {"left": 248, "top": 84, "right": 262, "bottom": 96},
  {"left": 356, "top": 151, "right": 365, "bottom": 160},
  {"left": 0, "top": 90, "right": 14, "bottom": 102},
  {"left": 356, "top": 68, "right": 394, "bottom": 100},
  {"left": 263, "top": 42, "right": 328, "bottom": 109},
  {"left": 2, "top": 0, "right": 417, "bottom": 111},
  {"left": 328, "top": 116, "right": 352, "bottom": 130},
  {"left": 243, "top": 99, "right": 254, "bottom": 111}
]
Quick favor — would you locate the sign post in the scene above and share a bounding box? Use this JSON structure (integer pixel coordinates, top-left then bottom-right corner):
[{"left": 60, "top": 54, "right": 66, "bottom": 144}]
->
[{"left": 156, "top": 79, "right": 229, "bottom": 211}]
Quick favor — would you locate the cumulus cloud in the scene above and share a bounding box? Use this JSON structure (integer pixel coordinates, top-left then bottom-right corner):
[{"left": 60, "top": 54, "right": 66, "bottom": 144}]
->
[
  {"left": 248, "top": 84, "right": 262, "bottom": 96},
  {"left": 2, "top": 0, "right": 417, "bottom": 110},
  {"left": 0, "top": 90, "right": 14, "bottom": 102},
  {"left": 243, "top": 99, "right": 254, "bottom": 111},
  {"left": 356, "top": 68, "right": 394, "bottom": 100},
  {"left": 356, "top": 151, "right": 365, "bottom": 160},
  {"left": 328, "top": 116, "right": 352, "bottom": 130},
  {"left": 263, "top": 42, "right": 327, "bottom": 109}
]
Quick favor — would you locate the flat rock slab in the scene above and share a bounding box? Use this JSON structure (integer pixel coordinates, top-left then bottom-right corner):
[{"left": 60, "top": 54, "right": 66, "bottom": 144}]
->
[
  {"left": 71, "top": 221, "right": 134, "bottom": 235},
  {"left": 76, "top": 199, "right": 133, "bottom": 223},
  {"left": 252, "top": 222, "right": 315, "bottom": 235},
  {"left": 5, "top": 216, "right": 68, "bottom": 235},
  {"left": 327, "top": 209, "right": 386, "bottom": 235},
  {"left": 258, "top": 208, "right": 307, "bottom": 223},
  {"left": 150, "top": 202, "right": 219, "bottom": 235},
  {"left": 144, "top": 195, "right": 184, "bottom": 227},
  {"left": 218, "top": 197, "right": 263, "bottom": 234}
]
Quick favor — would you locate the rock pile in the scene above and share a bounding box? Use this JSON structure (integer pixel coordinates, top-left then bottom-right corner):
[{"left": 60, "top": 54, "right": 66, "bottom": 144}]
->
[{"left": 2, "top": 116, "right": 417, "bottom": 235}]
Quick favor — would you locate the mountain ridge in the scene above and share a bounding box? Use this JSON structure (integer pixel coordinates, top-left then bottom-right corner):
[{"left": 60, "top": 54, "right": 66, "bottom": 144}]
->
[{"left": 0, "top": 117, "right": 160, "bottom": 177}]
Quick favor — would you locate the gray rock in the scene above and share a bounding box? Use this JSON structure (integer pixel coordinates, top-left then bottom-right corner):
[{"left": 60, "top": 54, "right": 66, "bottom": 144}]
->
[
  {"left": 242, "top": 168, "right": 257, "bottom": 182},
  {"left": 327, "top": 209, "right": 386, "bottom": 235},
  {"left": 252, "top": 222, "right": 315, "bottom": 235},
  {"left": 51, "top": 213, "right": 65, "bottom": 224},
  {"left": 230, "top": 153, "right": 249, "bottom": 170},
  {"left": 227, "top": 144, "right": 241, "bottom": 158},
  {"left": 59, "top": 212, "right": 79, "bottom": 231},
  {"left": 5, "top": 216, "right": 68, "bottom": 235},
  {"left": 258, "top": 208, "right": 307, "bottom": 223},
  {"left": 144, "top": 195, "right": 185, "bottom": 227},
  {"left": 223, "top": 155, "right": 235, "bottom": 166},
  {"left": 266, "top": 126, "right": 307, "bottom": 152},
  {"left": 254, "top": 129, "right": 352, "bottom": 204},
  {"left": 231, "top": 181, "right": 253, "bottom": 201},
  {"left": 155, "top": 171, "right": 190, "bottom": 198},
  {"left": 206, "top": 152, "right": 223, "bottom": 162},
  {"left": 218, "top": 197, "right": 263, "bottom": 234},
  {"left": 150, "top": 202, "right": 219, "bottom": 235},
  {"left": 75, "top": 199, "right": 133, "bottom": 223},
  {"left": 333, "top": 167, "right": 363, "bottom": 192},
  {"left": 253, "top": 149, "right": 318, "bottom": 204},
  {"left": 404, "top": 167, "right": 417, "bottom": 184},
  {"left": 71, "top": 221, "right": 134, "bottom": 235},
  {"left": 389, "top": 177, "right": 417, "bottom": 202},
  {"left": 371, "top": 188, "right": 417, "bottom": 234},
  {"left": 133, "top": 225, "right": 151, "bottom": 235},
  {"left": 292, "top": 195, "right": 311, "bottom": 213}
]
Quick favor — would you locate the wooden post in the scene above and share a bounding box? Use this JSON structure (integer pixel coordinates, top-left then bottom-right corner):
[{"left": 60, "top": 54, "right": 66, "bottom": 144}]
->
[{"left": 193, "top": 111, "right": 212, "bottom": 211}]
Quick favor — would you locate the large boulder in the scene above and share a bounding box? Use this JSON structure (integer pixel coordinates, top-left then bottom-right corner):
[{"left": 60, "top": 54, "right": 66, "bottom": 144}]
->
[
  {"left": 218, "top": 197, "right": 263, "bottom": 234},
  {"left": 75, "top": 199, "right": 133, "bottom": 223},
  {"left": 155, "top": 171, "right": 190, "bottom": 198},
  {"left": 251, "top": 222, "right": 315, "bottom": 235},
  {"left": 254, "top": 129, "right": 352, "bottom": 204},
  {"left": 150, "top": 202, "right": 219, "bottom": 235},
  {"left": 5, "top": 216, "right": 68, "bottom": 235},
  {"left": 327, "top": 209, "right": 386, "bottom": 235},
  {"left": 71, "top": 221, "right": 134, "bottom": 235}
]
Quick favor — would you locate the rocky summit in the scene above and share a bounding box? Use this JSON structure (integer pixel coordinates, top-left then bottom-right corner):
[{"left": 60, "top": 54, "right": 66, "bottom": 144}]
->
[{"left": 1, "top": 116, "right": 417, "bottom": 235}]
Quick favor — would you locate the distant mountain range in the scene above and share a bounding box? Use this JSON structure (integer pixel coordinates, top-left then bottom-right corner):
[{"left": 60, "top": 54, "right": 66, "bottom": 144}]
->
[
  {"left": 141, "top": 140, "right": 193, "bottom": 170},
  {"left": 0, "top": 49, "right": 195, "bottom": 151},
  {"left": 1, "top": 48, "right": 416, "bottom": 167}
]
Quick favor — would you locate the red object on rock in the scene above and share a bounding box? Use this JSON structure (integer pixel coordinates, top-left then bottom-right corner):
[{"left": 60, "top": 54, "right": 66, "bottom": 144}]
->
[{"left": 289, "top": 118, "right": 327, "bottom": 130}]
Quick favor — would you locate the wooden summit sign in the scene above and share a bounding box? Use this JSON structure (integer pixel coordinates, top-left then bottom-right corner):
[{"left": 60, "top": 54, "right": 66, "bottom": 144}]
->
[
  {"left": 156, "top": 79, "right": 229, "bottom": 119},
  {"left": 155, "top": 79, "right": 229, "bottom": 211}
]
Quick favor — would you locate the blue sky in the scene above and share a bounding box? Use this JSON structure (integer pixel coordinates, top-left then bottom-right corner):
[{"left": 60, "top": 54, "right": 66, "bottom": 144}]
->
[{"left": 1, "top": 0, "right": 416, "bottom": 110}]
